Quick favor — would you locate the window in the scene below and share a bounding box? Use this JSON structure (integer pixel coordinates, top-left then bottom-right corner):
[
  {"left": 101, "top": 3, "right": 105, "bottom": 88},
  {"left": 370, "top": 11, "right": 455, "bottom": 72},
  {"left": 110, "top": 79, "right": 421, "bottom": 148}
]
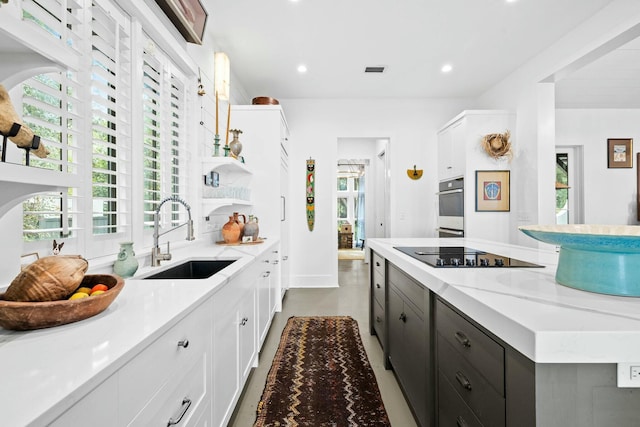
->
[
  {"left": 20, "top": 0, "right": 132, "bottom": 256},
  {"left": 91, "top": 1, "right": 132, "bottom": 236},
  {"left": 21, "top": 72, "right": 81, "bottom": 241},
  {"left": 337, "top": 177, "right": 347, "bottom": 191},
  {"left": 337, "top": 198, "right": 348, "bottom": 218},
  {"left": 142, "top": 43, "right": 188, "bottom": 230}
]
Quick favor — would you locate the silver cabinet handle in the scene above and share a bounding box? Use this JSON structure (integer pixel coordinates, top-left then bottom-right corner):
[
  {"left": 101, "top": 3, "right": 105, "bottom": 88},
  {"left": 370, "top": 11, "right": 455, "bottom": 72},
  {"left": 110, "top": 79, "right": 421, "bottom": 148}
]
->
[
  {"left": 376, "top": 283, "right": 381, "bottom": 289},
  {"left": 263, "top": 271, "right": 271, "bottom": 278},
  {"left": 240, "top": 317, "right": 249, "bottom": 326},
  {"left": 376, "top": 261, "right": 381, "bottom": 267},
  {"left": 272, "top": 260, "right": 279, "bottom": 265},
  {"left": 177, "top": 339, "right": 189, "bottom": 349},
  {"left": 167, "top": 397, "right": 191, "bottom": 426},
  {"left": 283, "top": 256, "right": 288, "bottom": 261}
]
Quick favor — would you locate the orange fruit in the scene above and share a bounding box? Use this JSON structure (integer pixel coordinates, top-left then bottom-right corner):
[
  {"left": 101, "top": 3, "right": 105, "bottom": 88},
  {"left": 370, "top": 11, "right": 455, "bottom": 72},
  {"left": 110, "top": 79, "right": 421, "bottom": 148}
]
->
[{"left": 91, "top": 284, "right": 108, "bottom": 293}]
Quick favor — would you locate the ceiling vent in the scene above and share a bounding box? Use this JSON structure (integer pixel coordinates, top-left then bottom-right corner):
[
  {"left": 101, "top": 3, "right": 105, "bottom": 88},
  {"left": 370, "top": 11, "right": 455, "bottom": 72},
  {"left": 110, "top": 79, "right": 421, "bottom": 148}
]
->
[{"left": 364, "top": 66, "right": 385, "bottom": 73}]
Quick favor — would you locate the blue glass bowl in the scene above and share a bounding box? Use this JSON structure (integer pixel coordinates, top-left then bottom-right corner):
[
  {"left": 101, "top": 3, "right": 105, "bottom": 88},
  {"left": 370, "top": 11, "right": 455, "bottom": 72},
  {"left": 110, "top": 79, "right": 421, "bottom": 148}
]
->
[{"left": 519, "top": 225, "right": 640, "bottom": 297}]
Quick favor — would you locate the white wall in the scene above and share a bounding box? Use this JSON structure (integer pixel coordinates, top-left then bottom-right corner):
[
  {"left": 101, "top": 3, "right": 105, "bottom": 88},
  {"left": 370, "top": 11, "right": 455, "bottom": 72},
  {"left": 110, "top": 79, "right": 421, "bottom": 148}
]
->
[
  {"left": 280, "top": 98, "right": 472, "bottom": 288},
  {"left": 556, "top": 109, "right": 640, "bottom": 224},
  {"left": 476, "top": 0, "right": 640, "bottom": 246}
]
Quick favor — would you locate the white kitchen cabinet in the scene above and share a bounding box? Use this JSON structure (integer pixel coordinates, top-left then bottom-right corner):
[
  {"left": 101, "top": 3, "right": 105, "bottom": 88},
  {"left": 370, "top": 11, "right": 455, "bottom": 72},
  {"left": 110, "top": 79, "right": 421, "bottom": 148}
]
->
[
  {"left": 50, "top": 297, "right": 213, "bottom": 427},
  {"left": 256, "top": 245, "right": 281, "bottom": 348},
  {"left": 437, "top": 120, "right": 464, "bottom": 180},
  {"left": 49, "top": 375, "right": 119, "bottom": 427},
  {"left": 119, "top": 298, "right": 213, "bottom": 426},
  {"left": 212, "top": 266, "right": 258, "bottom": 427},
  {"left": 232, "top": 105, "right": 290, "bottom": 300}
]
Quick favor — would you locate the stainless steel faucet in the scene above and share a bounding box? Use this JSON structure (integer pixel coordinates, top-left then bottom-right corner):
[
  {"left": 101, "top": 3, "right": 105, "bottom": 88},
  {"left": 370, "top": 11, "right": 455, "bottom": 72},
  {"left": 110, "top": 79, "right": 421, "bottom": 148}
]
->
[{"left": 152, "top": 196, "right": 195, "bottom": 266}]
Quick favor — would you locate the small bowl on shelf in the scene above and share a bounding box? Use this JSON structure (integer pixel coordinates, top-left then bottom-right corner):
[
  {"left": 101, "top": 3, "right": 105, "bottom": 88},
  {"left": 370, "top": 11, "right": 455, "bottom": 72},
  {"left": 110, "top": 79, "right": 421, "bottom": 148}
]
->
[
  {"left": 0, "top": 274, "right": 125, "bottom": 331},
  {"left": 519, "top": 225, "right": 640, "bottom": 297}
]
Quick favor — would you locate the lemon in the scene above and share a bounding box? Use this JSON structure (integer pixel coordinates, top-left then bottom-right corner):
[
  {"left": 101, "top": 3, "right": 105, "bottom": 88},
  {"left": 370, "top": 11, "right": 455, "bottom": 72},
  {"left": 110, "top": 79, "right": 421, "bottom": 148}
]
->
[
  {"left": 90, "top": 290, "right": 105, "bottom": 297},
  {"left": 69, "top": 292, "right": 89, "bottom": 300},
  {"left": 76, "top": 287, "right": 92, "bottom": 295}
]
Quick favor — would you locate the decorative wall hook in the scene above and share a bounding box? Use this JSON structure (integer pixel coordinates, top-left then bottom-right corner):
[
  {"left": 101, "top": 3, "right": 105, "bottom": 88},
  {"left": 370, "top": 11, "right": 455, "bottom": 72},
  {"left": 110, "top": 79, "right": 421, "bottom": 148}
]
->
[
  {"left": 197, "top": 68, "right": 205, "bottom": 96},
  {"left": 407, "top": 165, "right": 423, "bottom": 180}
]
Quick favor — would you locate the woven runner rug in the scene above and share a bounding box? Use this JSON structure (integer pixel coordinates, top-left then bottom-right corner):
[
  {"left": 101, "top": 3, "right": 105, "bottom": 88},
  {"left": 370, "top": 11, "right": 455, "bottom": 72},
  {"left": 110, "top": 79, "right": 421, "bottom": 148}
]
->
[{"left": 254, "top": 316, "right": 391, "bottom": 427}]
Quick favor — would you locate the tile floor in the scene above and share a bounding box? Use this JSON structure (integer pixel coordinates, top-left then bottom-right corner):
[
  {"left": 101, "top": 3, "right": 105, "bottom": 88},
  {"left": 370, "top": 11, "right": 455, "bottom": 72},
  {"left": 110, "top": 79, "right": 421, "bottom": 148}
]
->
[{"left": 229, "top": 259, "right": 418, "bottom": 427}]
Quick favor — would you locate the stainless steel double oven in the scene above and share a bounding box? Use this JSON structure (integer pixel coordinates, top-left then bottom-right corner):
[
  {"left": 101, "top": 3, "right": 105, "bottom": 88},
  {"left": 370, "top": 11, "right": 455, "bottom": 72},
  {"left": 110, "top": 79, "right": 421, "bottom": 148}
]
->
[{"left": 436, "top": 177, "right": 464, "bottom": 237}]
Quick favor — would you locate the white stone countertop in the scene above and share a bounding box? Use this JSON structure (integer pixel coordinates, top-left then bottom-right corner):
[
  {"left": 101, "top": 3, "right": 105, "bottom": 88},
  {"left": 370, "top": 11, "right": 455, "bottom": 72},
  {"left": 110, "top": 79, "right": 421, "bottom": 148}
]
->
[
  {"left": 367, "top": 237, "right": 640, "bottom": 364},
  {"left": 0, "top": 238, "right": 278, "bottom": 427}
]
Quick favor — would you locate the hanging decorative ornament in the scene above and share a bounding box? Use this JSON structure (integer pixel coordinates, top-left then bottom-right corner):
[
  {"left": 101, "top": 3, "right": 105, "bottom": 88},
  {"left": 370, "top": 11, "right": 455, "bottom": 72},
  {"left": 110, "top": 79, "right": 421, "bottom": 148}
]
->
[
  {"left": 406, "top": 164, "right": 423, "bottom": 180},
  {"left": 481, "top": 130, "right": 513, "bottom": 161},
  {"left": 306, "top": 158, "right": 315, "bottom": 231}
]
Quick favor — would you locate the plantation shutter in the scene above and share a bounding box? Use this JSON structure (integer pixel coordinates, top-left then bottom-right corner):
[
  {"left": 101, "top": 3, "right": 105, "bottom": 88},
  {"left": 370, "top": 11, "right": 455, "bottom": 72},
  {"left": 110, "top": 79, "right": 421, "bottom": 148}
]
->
[
  {"left": 21, "top": 72, "right": 81, "bottom": 241},
  {"left": 142, "top": 45, "right": 188, "bottom": 230},
  {"left": 90, "top": 1, "right": 132, "bottom": 237}
]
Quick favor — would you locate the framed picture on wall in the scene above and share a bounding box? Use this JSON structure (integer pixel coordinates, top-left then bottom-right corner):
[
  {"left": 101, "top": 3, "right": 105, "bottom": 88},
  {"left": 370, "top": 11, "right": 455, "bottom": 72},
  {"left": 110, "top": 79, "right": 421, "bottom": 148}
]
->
[
  {"left": 607, "top": 138, "right": 633, "bottom": 168},
  {"left": 476, "top": 170, "right": 510, "bottom": 212}
]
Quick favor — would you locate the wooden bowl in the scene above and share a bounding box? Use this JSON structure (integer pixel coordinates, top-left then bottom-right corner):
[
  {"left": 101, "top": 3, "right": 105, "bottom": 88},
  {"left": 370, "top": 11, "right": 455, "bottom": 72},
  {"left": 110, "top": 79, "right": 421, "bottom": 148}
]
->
[
  {"left": 252, "top": 96, "right": 279, "bottom": 105},
  {"left": 0, "top": 274, "right": 125, "bottom": 331}
]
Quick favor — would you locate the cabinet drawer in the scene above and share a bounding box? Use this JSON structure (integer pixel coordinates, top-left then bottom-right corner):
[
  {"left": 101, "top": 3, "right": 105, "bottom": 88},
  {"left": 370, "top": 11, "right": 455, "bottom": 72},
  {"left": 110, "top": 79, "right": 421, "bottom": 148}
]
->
[
  {"left": 372, "top": 252, "right": 385, "bottom": 276},
  {"left": 372, "top": 299, "right": 385, "bottom": 346},
  {"left": 436, "top": 299, "right": 504, "bottom": 393},
  {"left": 126, "top": 352, "right": 209, "bottom": 426},
  {"left": 438, "top": 371, "right": 485, "bottom": 427},
  {"left": 372, "top": 270, "right": 385, "bottom": 306},
  {"left": 119, "top": 301, "right": 211, "bottom": 422},
  {"left": 389, "top": 265, "right": 426, "bottom": 316},
  {"left": 438, "top": 335, "right": 505, "bottom": 426}
]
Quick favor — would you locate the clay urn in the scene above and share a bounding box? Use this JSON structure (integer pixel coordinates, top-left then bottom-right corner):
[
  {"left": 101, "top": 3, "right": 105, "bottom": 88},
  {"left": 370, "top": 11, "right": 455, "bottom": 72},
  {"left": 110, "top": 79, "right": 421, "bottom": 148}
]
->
[{"left": 222, "top": 215, "right": 241, "bottom": 244}]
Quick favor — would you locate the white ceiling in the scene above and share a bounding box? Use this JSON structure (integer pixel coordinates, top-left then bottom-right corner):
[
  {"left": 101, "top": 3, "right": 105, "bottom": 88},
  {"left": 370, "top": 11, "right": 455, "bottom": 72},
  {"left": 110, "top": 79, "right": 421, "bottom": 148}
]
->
[{"left": 205, "top": 0, "right": 623, "bottom": 104}]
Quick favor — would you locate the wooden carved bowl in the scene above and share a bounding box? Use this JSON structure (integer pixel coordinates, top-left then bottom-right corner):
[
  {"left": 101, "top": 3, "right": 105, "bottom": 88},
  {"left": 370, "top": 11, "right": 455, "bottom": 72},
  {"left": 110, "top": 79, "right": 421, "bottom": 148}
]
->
[
  {"left": 252, "top": 96, "right": 279, "bottom": 105},
  {"left": 0, "top": 274, "right": 124, "bottom": 331}
]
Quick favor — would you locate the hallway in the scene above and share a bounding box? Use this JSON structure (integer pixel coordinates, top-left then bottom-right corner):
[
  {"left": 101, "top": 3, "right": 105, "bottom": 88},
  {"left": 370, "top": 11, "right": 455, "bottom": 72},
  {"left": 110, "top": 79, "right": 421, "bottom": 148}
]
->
[{"left": 230, "top": 259, "right": 417, "bottom": 426}]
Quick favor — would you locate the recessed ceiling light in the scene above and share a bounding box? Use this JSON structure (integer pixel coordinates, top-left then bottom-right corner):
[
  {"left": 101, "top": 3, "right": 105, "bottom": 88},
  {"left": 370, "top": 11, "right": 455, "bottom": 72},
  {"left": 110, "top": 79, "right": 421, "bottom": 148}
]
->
[
  {"left": 297, "top": 64, "right": 307, "bottom": 73},
  {"left": 441, "top": 64, "right": 453, "bottom": 73}
]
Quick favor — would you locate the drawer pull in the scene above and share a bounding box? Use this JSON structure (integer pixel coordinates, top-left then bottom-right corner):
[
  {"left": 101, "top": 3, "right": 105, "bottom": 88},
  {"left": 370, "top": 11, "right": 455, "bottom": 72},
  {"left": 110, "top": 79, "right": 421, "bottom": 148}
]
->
[
  {"left": 263, "top": 271, "right": 271, "bottom": 277},
  {"left": 376, "top": 283, "right": 381, "bottom": 289},
  {"left": 456, "top": 415, "right": 469, "bottom": 427},
  {"left": 376, "top": 316, "right": 382, "bottom": 323},
  {"left": 454, "top": 331, "right": 471, "bottom": 348},
  {"left": 240, "top": 317, "right": 249, "bottom": 326},
  {"left": 455, "top": 371, "right": 473, "bottom": 390},
  {"left": 376, "top": 261, "right": 381, "bottom": 267},
  {"left": 167, "top": 397, "right": 191, "bottom": 426},
  {"left": 399, "top": 312, "right": 407, "bottom": 323},
  {"left": 177, "top": 339, "right": 189, "bottom": 349}
]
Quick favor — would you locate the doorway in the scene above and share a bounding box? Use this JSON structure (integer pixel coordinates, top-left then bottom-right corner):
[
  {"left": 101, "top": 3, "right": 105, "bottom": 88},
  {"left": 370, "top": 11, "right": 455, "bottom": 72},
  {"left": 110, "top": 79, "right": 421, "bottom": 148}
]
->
[
  {"left": 337, "top": 160, "right": 366, "bottom": 260},
  {"left": 555, "top": 146, "right": 584, "bottom": 224}
]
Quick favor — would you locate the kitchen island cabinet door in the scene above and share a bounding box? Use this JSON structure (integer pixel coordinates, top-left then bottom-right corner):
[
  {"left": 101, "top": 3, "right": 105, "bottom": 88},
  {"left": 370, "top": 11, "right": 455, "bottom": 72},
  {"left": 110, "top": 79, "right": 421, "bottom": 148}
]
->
[{"left": 387, "top": 263, "right": 432, "bottom": 427}]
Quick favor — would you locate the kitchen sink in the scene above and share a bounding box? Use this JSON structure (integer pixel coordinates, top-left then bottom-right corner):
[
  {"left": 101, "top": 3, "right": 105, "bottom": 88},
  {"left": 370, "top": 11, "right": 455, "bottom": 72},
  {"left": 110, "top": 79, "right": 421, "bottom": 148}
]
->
[{"left": 140, "top": 259, "right": 237, "bottom": 280}]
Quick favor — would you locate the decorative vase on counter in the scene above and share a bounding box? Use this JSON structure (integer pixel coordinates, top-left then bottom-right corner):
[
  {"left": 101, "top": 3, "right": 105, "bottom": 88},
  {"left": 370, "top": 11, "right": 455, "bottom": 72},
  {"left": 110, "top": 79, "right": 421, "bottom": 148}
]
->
[
  {"left": 222, "top": 215, "right": 241, "bottom": 243},
  {"left": 229, "top": 129, "right": 243, "bottom": 159},
  {"left": 113, "top": 242, "right": 139, "bottom": 278},
  {"left": 233, "top": 212, "right": 246, "bottom": 238},
  {"left": 244, "top": 215, "right": 260, "bottom": 241}
]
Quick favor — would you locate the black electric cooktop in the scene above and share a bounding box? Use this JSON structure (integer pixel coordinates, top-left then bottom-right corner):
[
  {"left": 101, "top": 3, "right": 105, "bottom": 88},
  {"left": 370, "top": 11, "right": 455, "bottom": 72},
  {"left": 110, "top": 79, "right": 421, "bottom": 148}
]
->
[{"left": 394, "top": 246, "right": 544, "bottom": 268}]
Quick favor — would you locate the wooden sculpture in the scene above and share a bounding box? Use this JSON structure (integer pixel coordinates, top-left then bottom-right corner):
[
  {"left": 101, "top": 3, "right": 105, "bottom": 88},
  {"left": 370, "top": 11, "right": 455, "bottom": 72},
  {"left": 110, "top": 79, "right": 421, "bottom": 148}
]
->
[{"left": 0, "top": 84, "right": 49, "bottom": 158}]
